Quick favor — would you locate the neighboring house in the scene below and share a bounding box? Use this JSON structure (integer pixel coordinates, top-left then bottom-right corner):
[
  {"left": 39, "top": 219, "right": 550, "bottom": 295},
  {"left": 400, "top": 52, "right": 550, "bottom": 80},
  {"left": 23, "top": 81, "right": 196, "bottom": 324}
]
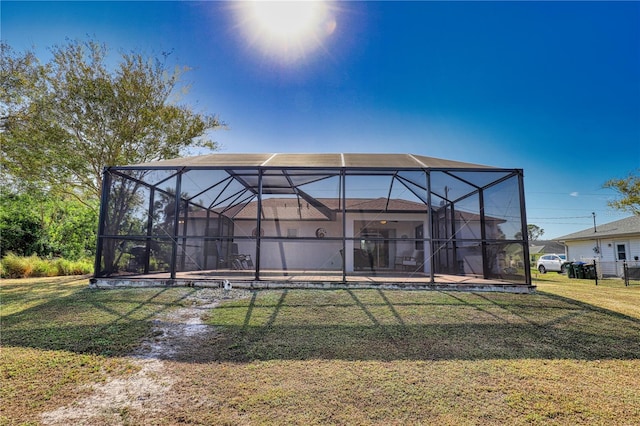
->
[
  {"left": 529, "top": 240, "right": 566, "bottom": 263},
  {"left": 554, "top": 215, "right": 640, "bottom": 277}
]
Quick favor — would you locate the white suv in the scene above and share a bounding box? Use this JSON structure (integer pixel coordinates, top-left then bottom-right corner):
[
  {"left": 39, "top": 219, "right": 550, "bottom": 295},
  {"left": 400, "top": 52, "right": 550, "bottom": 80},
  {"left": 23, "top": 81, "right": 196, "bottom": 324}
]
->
[{"left": 536, "top": 254, "right": 569, "bottom": 274}]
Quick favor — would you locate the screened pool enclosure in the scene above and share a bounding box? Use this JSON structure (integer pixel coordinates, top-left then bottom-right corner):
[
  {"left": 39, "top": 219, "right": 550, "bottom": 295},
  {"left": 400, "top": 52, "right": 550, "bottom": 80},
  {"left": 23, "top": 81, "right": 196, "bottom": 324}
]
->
[{"left": 94, "top": 153, "right": 532, "bottom": 289}]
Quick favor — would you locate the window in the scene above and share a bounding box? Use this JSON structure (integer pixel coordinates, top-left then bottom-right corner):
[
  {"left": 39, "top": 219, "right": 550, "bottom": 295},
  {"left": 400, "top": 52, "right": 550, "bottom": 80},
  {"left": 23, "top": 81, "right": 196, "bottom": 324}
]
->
[{"left": 616, "top": 244, "right": 627, "bottom": 261}]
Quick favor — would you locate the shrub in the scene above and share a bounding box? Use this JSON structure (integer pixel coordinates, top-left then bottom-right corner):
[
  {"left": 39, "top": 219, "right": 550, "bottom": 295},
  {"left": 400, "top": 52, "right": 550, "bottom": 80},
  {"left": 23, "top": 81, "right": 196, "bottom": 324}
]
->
[
  {"left": 53, "top": 258, "right": 72, "bottom": 276},
  {"left": 31, "top": 255, "right": 58, "bottom": 277},
  {"left": 54, "top": 258, "right": 93, "bottom": 276},
  {"left": 1, "top": 253, "right": 32, "bottom": 278},
  {"left": 0, "top": 254, "right": 93, "bottom": 278},
  {"left": 71, "top": 259, "right": 94, "bottom": 275}
]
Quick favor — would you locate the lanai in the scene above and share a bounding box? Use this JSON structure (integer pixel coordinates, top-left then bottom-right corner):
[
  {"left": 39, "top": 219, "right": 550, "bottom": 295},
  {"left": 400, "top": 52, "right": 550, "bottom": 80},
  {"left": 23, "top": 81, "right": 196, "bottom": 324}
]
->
[{"left": 92, "top": 153, "right": 532, "bottom": 292}]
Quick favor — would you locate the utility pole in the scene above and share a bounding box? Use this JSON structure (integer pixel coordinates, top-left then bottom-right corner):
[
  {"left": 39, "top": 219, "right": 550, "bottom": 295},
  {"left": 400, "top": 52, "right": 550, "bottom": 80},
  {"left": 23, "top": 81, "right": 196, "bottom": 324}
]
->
[{"left": 592, "top": 212, "right": 597, "bottom": 233}]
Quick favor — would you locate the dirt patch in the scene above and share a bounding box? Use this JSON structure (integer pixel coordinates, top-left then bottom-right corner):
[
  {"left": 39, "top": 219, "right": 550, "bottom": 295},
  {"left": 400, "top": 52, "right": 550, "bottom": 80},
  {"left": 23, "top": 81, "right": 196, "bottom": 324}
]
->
[{"left": 40, "top": 287, "right": 251, "bottom": 425}]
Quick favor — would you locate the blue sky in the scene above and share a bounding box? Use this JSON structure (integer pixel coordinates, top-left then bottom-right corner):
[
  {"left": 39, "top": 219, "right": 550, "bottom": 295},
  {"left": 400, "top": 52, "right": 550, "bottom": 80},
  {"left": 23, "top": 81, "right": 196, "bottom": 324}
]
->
[{"left": 3, "top": 1, "right": 639, "bottom": 238}]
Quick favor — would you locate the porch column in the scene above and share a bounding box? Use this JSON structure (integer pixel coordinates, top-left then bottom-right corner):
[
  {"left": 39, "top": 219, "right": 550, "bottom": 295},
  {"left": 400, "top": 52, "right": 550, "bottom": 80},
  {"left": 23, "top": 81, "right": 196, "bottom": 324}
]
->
[
  {"left": 254, "top": 168, "right": 263, "bottom": 280},
  {"left": 341, "top": 169, "right": 349, "bottom": 278},
  {"left": 426, "top": 169, "right": 434, "bottom": 282},
  {"left": 518, "top": 169, "right": 532, "bottom": 285},
  {"left": 169, "top": 168, "right": 184, "bottom": 280},
  {"left": 479, "top": 188, "right": 489, "bottom": 279},
  {"left": 94, "top": 168, "right": 111, "bottom": 277}
]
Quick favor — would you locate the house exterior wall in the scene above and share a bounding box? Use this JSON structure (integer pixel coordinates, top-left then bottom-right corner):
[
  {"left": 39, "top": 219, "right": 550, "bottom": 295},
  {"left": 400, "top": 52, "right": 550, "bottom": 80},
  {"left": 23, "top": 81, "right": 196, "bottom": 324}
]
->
[
  {"left": 565, "top": 236, "right": 640, "bottom": 277},
  {"left": 349, "top": 212, "right": 429, "bottom": 273},
  {"left": 214, "top": 211, "right": 504, "bottom": 275},
  {"left": 231, "top": 212, "right": 430, "bottom": 273},
  {"left": 630, "top": 239, "right": 640, "bottom": 261},
  {"left": 234, "top": 219, "right": 344, "bottom": 271},
  {"left": 566, "top": 240, "right": 598, "bottom": 262}
]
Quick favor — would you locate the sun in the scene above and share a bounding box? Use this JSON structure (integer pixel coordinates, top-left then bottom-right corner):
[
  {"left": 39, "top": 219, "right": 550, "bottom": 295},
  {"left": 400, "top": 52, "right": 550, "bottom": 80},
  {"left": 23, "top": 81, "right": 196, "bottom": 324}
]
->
[
  {"left": 249, "top": 2, "right": 322, "bottom": 41},
  {"left": 232, "top": 1, "right": 337, "bottom": 64}
]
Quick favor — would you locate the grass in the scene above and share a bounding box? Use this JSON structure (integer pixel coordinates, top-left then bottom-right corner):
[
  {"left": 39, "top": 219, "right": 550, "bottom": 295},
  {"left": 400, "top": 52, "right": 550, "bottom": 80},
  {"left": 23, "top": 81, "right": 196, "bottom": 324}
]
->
[
  {"left": 0, "top": 276, "right": 196, "bottom": 424},
  {"left": 532, "top": 271, "right": 640, "bottom": 318},
  {"left": 1, "top": 273, "right": 639, "bottom": 425}
]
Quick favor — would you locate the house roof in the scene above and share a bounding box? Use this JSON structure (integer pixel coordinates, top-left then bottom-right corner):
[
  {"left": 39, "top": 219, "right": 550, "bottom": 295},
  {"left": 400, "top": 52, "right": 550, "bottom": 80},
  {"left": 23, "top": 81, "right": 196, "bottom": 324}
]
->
[
  {"left": 529, "top": 240, "right": 566, "bottom": 255},
  {"left": 225, "top": 197, "right": 430, "bottom": 220},
  {"left": 125, "top": 153, "right": 497, "bottom": 170},
  {"left": 199, "top": 197, "right": 503, "bottom": 222},
  {"left": 554, "top": 215, "right": 640, "bottom": 241}
]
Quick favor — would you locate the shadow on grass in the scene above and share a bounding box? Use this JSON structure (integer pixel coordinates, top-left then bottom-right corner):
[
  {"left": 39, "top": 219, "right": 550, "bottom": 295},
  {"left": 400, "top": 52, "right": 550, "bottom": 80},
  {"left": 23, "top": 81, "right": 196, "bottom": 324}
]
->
[
  {"left": 1, "top": 286, "right": 196, "bottom": 356},
  {"left": 199, "top": 288, "right": 640, "bottom": 363},
  {"left": 2, "top": 286, "right": 640, "bottom": 362}
]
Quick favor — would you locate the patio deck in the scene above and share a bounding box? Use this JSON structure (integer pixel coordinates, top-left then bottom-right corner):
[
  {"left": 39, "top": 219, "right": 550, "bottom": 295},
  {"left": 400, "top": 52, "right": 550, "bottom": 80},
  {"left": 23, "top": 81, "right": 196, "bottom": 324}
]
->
[{"left": 90, "top": 270, "right": 535, "bottom": 293}]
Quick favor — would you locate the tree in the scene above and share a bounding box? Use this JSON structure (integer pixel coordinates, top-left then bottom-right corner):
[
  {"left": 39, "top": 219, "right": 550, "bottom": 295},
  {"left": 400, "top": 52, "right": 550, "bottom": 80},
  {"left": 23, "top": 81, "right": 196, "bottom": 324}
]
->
[
  {"left": 515, "top": 224, "right": 544, "bottom": 241},
  {"left": 0, "top": 190, "right": 97, "bottom": 259},
  {"left": 0, "top": 192, "right": 49, "bottom": 257},
  {"left": 527, "top": 224, "right": 544, "bottom": 241},
  {"left": 603, "top": 170, "right": 640, "bottom": 216},
  {"left": 1, "top": 39, "right": 223, "bottom": 202},
  {"left": 46, "top": 196, "right": 99, "bottom": 259}
]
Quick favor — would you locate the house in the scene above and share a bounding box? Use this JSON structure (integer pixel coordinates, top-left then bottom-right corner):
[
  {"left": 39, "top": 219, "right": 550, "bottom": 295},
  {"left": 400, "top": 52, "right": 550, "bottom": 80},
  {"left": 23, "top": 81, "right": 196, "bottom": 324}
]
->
[
  {"left": 529, "top": 240, "right": 566, "bottom": 263},
  {"left": 182, "top": 197, "right": 507, "bottom": 276},
  {"left": 93, "top": 153, "right": 532, "bottom": 290},
  {"left": 555, "top": 215, "right": 640, "bottom": 277}
]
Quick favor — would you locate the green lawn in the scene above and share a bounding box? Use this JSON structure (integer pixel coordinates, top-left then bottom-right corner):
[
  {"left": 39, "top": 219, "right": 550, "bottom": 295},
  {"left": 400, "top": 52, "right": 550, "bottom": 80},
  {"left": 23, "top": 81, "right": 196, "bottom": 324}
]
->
[
  {"left": 1, "top": 277, "right": 194, "bottom": 425},
  {"left": 2, "top": 274, "right": 639, "bottom": 425},
  {"left": 532, "top": 270, "right": 640, "bottom": 318}
]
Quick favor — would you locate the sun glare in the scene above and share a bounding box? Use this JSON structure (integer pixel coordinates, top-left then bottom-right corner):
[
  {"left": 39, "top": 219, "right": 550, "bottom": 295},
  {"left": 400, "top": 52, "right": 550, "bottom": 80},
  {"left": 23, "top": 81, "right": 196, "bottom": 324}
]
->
[{"left": 233, "top": 1, "right": 337, "bottom": 64}]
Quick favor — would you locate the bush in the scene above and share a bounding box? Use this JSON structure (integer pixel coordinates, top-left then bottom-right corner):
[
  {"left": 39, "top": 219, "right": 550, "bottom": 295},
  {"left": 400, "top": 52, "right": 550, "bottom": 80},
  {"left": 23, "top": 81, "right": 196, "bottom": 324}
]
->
[
  {"left": 31, "top": 256, "right": 58, "bottom": 277},
  {"left": 53, "top": 258, "right": 72, "bottom": 276},
  {"left": 53, "top": 258, "right": 93, "bottom": 276},
  {"left": 0, "top": 253, "right": 93, "bottom": 278},
  {"left": 0, "top": 190, "right": 98, "bottom": 260},
  {"left": 1, "top": 253, "right": 32, "bottom": 278}
]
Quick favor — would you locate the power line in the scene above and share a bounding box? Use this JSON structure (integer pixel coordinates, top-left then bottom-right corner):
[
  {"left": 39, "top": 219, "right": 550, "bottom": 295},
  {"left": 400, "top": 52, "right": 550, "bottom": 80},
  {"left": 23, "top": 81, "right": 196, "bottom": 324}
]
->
[
  {"left": 527, "top": 192, "right": 611, "bottom": 196},
  {"left": 532, "top": 223, "right": 591, "bottom": 226},
  {"left": 527, "top": 215, "right": 592, "bottom": 220}
]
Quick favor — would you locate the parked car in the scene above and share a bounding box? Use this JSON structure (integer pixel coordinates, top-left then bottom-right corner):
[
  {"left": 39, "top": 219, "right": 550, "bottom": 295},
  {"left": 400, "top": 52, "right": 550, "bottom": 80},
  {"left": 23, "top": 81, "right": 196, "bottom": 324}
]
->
[{"left": 536, "top": 254, "right": 569, "bottom": 274}]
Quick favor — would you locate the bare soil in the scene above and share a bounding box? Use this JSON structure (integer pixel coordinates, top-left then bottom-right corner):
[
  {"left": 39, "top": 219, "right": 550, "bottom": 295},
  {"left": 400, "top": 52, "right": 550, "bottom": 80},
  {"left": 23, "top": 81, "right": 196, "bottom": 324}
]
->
[{"left": 40, "top": 287, "right": 251, "bottom": 425}]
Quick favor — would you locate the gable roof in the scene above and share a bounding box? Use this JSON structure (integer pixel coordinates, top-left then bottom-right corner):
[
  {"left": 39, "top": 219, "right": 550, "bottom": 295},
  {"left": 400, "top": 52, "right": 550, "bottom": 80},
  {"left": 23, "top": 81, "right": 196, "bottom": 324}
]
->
[
  {"left": 222, "top": 197, "right": 427, "bottom": 220},
  {"left": 196, "top": 196, "right": 506, "bottom": 222},
  {"left": 554, "top": 215, "right": 640, "bottom": 241},
  {"left": 529, "top": 240, "right": 566, "bottom": 255}
]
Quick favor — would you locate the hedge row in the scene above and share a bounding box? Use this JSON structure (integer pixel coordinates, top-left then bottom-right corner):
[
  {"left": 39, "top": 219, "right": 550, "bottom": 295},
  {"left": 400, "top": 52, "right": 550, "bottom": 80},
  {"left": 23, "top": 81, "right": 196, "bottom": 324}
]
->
[{"left": 0, "top": 253, "right": 93, "bottom": 279}]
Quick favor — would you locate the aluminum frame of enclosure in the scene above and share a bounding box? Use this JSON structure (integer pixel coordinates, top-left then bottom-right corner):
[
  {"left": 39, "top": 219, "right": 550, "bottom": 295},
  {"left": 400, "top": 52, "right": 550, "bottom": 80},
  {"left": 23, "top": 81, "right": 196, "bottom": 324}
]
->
[{"left": 94, "top": 153, "right": 531, "bottom": 286}]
